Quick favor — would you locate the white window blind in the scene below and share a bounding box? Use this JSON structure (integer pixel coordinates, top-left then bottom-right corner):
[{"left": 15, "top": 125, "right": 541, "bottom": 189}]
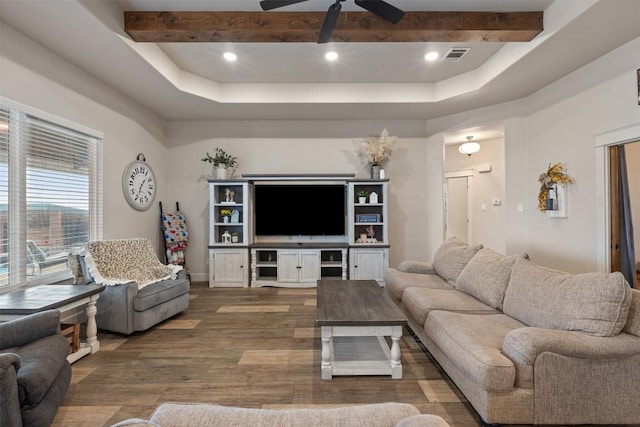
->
[{"left": 0, "top": 98, "right": 103, "bottom": 288}]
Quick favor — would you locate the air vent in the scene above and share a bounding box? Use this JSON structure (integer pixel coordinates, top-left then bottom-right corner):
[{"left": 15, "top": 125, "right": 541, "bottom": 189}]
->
[{"left": 442, "top": 47, "right": 471, "bottom": 62}]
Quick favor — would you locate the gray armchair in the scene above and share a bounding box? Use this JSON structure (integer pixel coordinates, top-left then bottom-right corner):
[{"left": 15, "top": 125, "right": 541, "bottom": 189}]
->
[{"left": 0, "top": 310, "right": 71, "bottom": 427}]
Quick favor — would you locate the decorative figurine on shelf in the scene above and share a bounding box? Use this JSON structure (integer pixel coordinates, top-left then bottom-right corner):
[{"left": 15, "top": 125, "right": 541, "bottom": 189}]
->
[
  {"left": 369, "top": 191, "right": 378, "bottom": 204},
  {"left": 230, "top": 209, "right": 240, "bottom": 223},
  {"left": 224, "top": 189, "right": 235, "bottom": 203},
  {"left": 365, "top": 225, "right": 376, "bottom": 240},
  {"left": 221, "top": 230, "right": 232, "bottom": 243}
]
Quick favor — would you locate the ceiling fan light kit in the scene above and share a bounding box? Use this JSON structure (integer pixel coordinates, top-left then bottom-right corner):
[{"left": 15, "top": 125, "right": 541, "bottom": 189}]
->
[{"left": 260, "top": 0, "right": 406, "bottom": 44}]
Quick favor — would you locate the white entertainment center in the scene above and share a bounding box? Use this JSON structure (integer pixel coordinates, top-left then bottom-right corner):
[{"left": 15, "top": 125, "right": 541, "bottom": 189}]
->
[{"left": 208, "top": 174, "right": 389, "bottom": 288}]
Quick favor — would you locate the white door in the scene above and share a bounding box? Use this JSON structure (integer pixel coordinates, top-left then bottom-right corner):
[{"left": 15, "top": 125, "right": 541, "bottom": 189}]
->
[{"left": 445, "top": 175, "right": 471, "bottom": 243}]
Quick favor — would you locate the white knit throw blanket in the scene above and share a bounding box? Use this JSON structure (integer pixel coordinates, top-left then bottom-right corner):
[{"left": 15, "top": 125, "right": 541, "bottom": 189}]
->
[{"left": 81, "top": 238, "right": 182, "bottom": 289}]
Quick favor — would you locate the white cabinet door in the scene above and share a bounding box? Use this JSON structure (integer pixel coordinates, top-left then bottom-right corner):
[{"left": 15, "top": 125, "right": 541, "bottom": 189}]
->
[
  {"left": 277, "top": 250, "right": 321, "bottom": 284},
  {"left": 211, "top": 249, "right": 248, "bottom": 287},
  {"left": 299, "top": 251, "right": 321, "bottom": 283},
  {"left": 277, "top": 251, "right": 301, "bottom": 283},
  {"left": 350, "top": 249, "right": 387, "bottom": 284}
]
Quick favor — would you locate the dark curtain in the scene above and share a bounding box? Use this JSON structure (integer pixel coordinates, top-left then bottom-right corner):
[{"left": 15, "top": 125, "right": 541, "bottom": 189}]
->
[{"left": 617, "top": 145, "right": 637, "bottom": 288}]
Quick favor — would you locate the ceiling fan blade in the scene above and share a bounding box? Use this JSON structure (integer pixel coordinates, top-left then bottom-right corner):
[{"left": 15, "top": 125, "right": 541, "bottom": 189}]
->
[
  {"left": 354, "top": 0, "right": 405, "bottom": 24},
  {"left": 259, "top": 0, "right": 310, "bottom": 11},
  {"left": 317, "top": 1, "right": 342, "bottom": 44}
]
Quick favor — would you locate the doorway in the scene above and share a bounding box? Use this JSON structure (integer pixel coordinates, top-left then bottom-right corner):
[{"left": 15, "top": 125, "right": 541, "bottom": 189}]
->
[
  {"left": 444, "top": 170, "right": 473, "bottom": 244},
  {"left": 609, "top": 141, "right": 640, "bottom": 287}
]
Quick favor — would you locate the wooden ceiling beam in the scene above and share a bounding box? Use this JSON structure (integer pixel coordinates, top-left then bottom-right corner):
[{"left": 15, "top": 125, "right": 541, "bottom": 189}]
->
[{"left": 124, "top": 11, "right": 543, "bottom": 43}]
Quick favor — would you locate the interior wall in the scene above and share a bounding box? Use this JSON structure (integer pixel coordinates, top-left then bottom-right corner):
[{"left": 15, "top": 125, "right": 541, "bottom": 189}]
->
[
  {"left": 445, "top": 137, "right": 506, "bottom": 253},
  {"left": 166, "top": 122, "right": 430, "bottom": 281},
  {"left": 0, "top": 23, "right": 168, "bottom": 252},
  {"left": 428, "top": 35, "right": 640, "bottom": 273}
]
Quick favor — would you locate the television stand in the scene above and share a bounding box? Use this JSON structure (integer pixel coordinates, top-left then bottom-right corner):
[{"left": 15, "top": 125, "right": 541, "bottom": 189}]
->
[{"left": 250, "top": 243, "right": 348, "bottom": 288}]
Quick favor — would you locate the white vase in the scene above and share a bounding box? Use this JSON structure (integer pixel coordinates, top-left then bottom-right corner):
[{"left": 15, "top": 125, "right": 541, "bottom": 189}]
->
[
  {"left": 216, "top": 166, "right": 230, "bottom": 180},
  {"left": 358, "top": 197, "right": 367, "bottom": 204}
]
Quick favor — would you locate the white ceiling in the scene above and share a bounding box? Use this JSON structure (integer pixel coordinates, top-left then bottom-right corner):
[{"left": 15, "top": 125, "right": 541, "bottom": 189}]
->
[{"left": 1, "top": 0, "right": 640, "bottom": 123}]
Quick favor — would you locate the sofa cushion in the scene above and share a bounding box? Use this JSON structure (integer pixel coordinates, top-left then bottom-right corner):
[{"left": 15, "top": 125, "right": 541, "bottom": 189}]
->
[
  {"left": 432, "top": 238, "right": 482, "bottom": 286},
  {"left": 456, "top": 249, "right": 525, "bottom": 310},
  {"left": 503, "top": 258, "right": 632, "bottom": 337},
  {"left": 424, "top": 311, "right": 524, "bottom": 392},
  {"left": 402, "top": 288, "right": 498, "bottom": 326},
  {"left": 133, "top": 271, "right": 190, "bottom": 312},
  {"left": 385, "top": 268, "right": 453, "bottom": 302},
  {"left": 395, "top": 414, "right": 452, "bottom": 427}
]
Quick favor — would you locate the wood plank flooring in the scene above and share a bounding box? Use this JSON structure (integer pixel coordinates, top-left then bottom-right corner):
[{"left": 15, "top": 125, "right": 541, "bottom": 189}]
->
[{"left": 53, "top": 282, "right": 482, "bottom": 426}]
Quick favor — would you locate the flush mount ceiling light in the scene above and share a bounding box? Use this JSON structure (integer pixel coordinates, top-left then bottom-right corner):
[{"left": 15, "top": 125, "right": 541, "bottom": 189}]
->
[
  {"left": 459, "top": 135, "right": 480, "bottom": 156},
  {"left": 325, "top": 51, "right": 339, "bottom": 61},
  {"left": 424, "top": 51, "right": 439, "bottom": 61},
  {"left": 223, "top": 52, "right": 237, "bottom": 62}
]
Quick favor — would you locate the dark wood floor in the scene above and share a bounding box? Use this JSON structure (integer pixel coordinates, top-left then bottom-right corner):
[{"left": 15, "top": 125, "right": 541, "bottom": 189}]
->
[{"left": 53, "top": 282, "right": 482, "bottom": 426}]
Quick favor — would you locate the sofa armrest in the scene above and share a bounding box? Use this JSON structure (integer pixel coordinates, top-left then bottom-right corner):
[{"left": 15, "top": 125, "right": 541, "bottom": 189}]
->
[
  {"left": 0, "top": 353, "right": 22, "bottom": 427},
  {"left": 0, "top": 310, "right": 61, "bottom": 349},
  {"left": 502, "top": 327, "right": 640, "bottom": 365},
  {"left": 95, "top": 282, "right": 138, "bottom": 334},
  {"left": 397, "top": 260, "right": 436, "bottom": 275}
]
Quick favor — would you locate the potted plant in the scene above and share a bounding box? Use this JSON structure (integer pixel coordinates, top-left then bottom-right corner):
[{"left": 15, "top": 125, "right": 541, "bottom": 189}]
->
[
  {"left": 202, "top": 147, "right": 239, "bottom": 180},
  {"left": 356, "top": 128, "right": 397, "bottom": 179},
  {"left": 356, "top": 190, "right": 368, "bottom": 204},
  {"left": 220, "top": 209, "right": 232, "bottom": 223},
  {"left": 537, "top": 163, "right": 572, "bottom": 211}
]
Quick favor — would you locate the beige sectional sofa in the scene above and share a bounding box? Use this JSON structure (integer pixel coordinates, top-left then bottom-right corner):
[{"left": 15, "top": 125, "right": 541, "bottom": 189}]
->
[{"left": 385, "top": 238, "right": 640, "bottom": 425}]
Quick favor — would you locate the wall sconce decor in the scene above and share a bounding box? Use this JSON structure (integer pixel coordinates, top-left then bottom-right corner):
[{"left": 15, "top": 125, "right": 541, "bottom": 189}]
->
[
  {"left": 458, "top": 135, "right": 480, "bottom": 156},
  {"left": 538, "top": 162, "right": 573, "bottom": 217}
]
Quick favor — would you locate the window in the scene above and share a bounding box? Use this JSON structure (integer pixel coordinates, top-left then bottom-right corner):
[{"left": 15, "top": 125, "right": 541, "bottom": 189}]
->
[{"left": 0, "top": 98, "right": 103, "bottom": 289}]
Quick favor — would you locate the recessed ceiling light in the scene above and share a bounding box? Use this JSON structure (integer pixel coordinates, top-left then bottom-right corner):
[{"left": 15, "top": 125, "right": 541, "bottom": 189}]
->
[
  {"left": 223, "top": 52, "right": 237, "bottom": 62},
  {"left": 424, "top": 51, "right": 439, "bottom": 62},
  {"left": 325, "top": 51, "right": 339, "bottom": 61}
]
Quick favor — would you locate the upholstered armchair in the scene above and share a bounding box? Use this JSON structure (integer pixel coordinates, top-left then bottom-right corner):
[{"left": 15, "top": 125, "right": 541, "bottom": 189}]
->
[{"left": 0, "top": 310, "right": 71, "bottom": 427}]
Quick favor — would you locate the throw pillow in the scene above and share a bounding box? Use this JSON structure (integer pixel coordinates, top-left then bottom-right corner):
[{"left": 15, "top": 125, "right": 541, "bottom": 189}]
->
[
  {"left": 67, "top": 253, "right": 86, "bottom": 285},
  {"left": 503, "top": 258, "right": 632, "bottom": 337},
  {"left": 456, "top": 248, "right": 526, "bottom": 310},
  {"left": 432, "top": 237, "right": 483, "bottom": 286}
]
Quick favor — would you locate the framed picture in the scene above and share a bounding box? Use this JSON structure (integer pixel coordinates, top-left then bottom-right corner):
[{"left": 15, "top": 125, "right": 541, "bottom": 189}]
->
[
  {"left": 356, "top": 214, "right": 381, "bottom": 223},
  {"left": 637, "top": 68, "right": 640, "bottom": 105}
]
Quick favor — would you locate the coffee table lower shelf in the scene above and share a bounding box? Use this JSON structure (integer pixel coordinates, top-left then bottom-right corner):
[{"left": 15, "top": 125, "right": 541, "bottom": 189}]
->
[{"left": 320, "top": 325, "right": 403, "bottom": 380}]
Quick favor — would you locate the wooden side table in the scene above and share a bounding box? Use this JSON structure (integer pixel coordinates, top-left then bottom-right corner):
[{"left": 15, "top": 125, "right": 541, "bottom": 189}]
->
[{"left": 0, "top": 284, "right": 105, "bottom": 363}]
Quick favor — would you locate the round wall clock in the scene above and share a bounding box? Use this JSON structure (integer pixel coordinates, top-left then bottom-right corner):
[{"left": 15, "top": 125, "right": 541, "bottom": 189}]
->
[{"left": 122, "top": 153, "right": 157, "bottom": 211}]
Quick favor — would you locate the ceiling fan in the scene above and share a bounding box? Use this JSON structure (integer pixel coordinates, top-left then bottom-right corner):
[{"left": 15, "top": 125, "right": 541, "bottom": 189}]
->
[{"left": 259, "top": 0, "right": 405, "bottom": 43}]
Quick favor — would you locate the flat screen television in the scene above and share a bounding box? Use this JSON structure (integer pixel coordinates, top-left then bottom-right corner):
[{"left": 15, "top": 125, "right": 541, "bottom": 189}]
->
[{"left": 254, "top": 184, "right": 346, "bottom": 236}]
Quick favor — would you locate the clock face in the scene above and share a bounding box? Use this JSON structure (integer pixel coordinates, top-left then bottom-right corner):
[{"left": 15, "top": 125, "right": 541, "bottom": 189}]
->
[{"left": 122, "top": 160, "right": 157, "bottom": 210}]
